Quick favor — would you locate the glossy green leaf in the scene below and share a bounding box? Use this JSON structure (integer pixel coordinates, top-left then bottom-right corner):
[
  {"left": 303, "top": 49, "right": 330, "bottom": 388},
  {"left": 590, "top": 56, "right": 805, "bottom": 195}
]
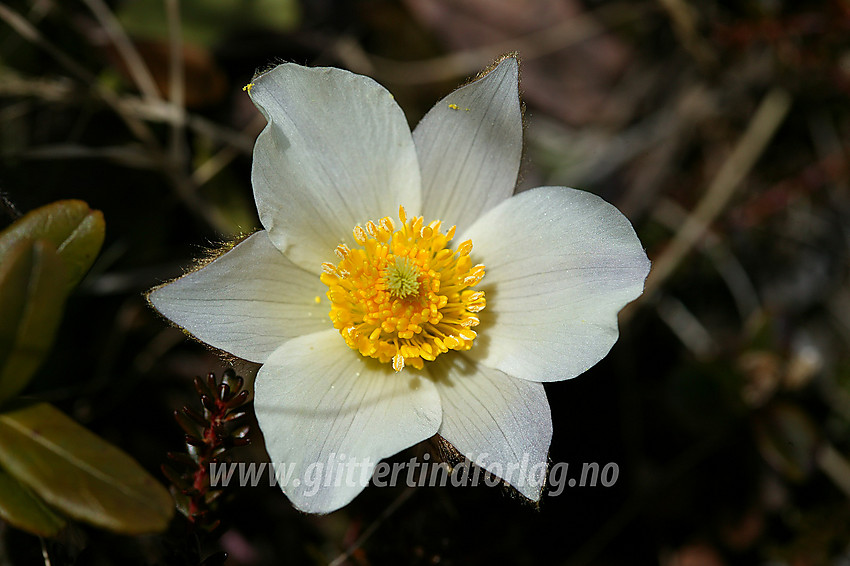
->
[
  {"left": 0, "top": 200, "right": 105, "bottom": 290},
  {"left": 754, "top": 402, "right": 818, "bottom": 482},
  {"left": 0, "top": 239, "right": 68, "bottom": 404},
  {"left": 0, "top": 464, "right": 65, "bottom": 537},
  {"left": 0, "top": 401, "right": 174, "bottom": 534}
]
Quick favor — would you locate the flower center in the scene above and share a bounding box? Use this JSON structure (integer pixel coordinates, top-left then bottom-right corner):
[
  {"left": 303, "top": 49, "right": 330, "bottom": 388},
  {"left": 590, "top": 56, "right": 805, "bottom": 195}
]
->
[
  {"left": 320, "top": 206, "right": 486, "bottom": 372},
  {"left": 385, "top": 256, "right": 420, "bottom": 298}
]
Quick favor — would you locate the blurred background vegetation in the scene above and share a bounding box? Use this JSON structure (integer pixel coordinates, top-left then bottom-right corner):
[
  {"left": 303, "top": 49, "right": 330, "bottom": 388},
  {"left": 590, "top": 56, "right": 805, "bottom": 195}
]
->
[{"left": 2, "top": 0, "right": 850, "bottom": 564}]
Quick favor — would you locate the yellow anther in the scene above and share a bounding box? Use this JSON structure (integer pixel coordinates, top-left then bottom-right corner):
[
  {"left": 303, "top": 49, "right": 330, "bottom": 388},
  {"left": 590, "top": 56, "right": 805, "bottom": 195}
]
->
[
  {"left": 457, "top": 240, "right": 473, "bottom": 256},
  {"left": 335, "top": 244, "right": 350, "bottom": 259},
  {"left": 458, "top": 329, "right": 477, "bottom": 341},
  {"left": 393, "top": 352, "right": 405, "bottom": 372},
  {"left": 353, "top": 225, "right": 368, "bottom": 245}
]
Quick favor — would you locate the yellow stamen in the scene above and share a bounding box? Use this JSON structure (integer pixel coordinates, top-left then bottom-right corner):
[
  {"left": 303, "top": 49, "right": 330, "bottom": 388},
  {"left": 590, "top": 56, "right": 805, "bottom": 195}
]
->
[{"left": 320, "top": 206, "right": 486, "bottom": 372}]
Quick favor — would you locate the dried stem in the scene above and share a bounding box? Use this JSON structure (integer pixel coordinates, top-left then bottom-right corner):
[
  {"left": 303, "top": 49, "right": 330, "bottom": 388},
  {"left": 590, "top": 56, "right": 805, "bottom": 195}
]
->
[
  {"left": 327, "top": 487, "right": 418, "bottom": 566},
  {"left": 81, "top": 0, "right": 161, "bottom": 101},
  {"left": 341, "top": 4, "right": 645, "bottom": 85},
  {"left": 657, "top": 0, "right": 718, "bottom": 67},
  {"left": 164, "top": 0, "right": 186, "bottom": 168},
  {"left": 0, "top": 2, "right": 158, "bottom": 146},
  {"left": 624, "top": 87, "right": 792, "bottom": 320},
  {"left": 0, "top": 3, "right": 233, "bottom": 234}
]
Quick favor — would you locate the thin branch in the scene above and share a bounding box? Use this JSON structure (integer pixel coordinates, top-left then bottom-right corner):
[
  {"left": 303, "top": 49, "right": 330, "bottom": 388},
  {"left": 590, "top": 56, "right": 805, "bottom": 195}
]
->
[
  {"left": 81, "top": 0, "right": 161, "bottom": 101},
  {"left": 327, "top": 487, "right": 418, "bottom": 566},
  {"left": 817, "top": 443, "right": 850, "bottom": 499},
  {"left": 164, "top": 0, "right": 186, "bottom": 167},
  {"left": 0, "top": 190, "right": 21, "bottom": 220},
  {"left": 192, "top": 113, "right": 265, "bottom": 186},
  {"left": 0, "top": 3, "right": 89, "bottom": 84},
  {"left": 0, "top": 69, "right": 256, "bottom": 183},
  {"left": 653, "top": 198, "right": 761, "bottom": 322},
  {"left": 341, "top": 3, "right": 644, "bottom": 85},
  {"left": 120, "top": 97, "right": 256, "bottom": 154},
  {"left": 0, "top": 72, "right": 75, "bottom": 100},
  {"left": 192, "top": 145, "right": 238, "bottom": 187},
  {"left": 0, "top": 3, "right": 232, "bottom": 234},
  {"left": 41, "top": 538, "right": 52, "bottom": 566},
  {"left": 624, "top": 87, "right": 792, "bottom": 320},
  {"left": 656, "top": 296, "right": 717, "bottom": 359},
  {"left": 17, "top": 143, "right": 158, "bottom": 169},
  {"left": 0, "top": 72, "right": 255, "bottom": 155},
  {"left": 657, "top": 0, "right": 717, "bottom": 67},
  {"left": 0, "top": 2, "right": 159, "bottom": 147}
]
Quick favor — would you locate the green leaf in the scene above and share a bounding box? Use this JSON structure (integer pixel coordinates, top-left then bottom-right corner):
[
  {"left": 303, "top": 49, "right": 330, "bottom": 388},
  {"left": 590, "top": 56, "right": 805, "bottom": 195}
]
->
[
  {"left": 0, "top": 239, "right": 68, "bottom": 404},
  {"left": 0, "top": 401, "right": 174, "bottom": 534},
  {"left": 0, "top": 464, "right": 66, "bottom": 537},
  {"left": 0, "top": 200, "right": 105, "bottom": 290}
]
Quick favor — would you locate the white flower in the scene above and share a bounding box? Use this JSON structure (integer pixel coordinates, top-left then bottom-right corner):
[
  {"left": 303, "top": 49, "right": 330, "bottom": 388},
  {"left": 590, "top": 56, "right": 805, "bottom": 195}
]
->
[{"left": 149, "top": 56, "right": 650, "bottom": 514}]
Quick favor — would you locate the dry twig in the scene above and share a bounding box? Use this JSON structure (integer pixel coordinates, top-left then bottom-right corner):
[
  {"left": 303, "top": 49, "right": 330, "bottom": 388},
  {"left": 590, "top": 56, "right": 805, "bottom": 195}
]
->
[{"left": 624, "top": 87, "right": 792, "bottom": 320}]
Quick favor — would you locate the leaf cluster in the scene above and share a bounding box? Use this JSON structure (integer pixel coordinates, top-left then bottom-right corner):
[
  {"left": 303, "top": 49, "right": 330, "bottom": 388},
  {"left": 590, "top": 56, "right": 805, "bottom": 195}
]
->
[
  {"left": 162, "top": 369, "right": 250, "bottom": 533},
  {"left": 0, "top": 201, "right": 173, "bottom": 537}
]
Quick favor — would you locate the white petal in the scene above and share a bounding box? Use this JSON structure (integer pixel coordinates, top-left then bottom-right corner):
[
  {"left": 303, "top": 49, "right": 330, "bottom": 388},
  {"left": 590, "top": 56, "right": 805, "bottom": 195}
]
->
[
  {"left": 148, "top": 231, "right": 328, "bottom": 364},
  {"left": 431, "top": 356, "right": 552, "bottom": 501},
  {"left": 249, "top": 63, "right": 421, "bottom": 271},
  {"left": 413, "top": 56, "right": 522, "bottom": 230},
  {"left": 461, "top": 186, "right": 650, "bottom": 382},
  {"left": 254, "top": 330, "right": 441, "bottom": 514}
]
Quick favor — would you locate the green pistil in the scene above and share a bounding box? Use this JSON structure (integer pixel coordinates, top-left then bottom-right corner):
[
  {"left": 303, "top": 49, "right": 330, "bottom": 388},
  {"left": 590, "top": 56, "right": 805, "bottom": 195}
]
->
[{"left": 385, "top": 257, "right": 420, "bottom": 298}]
